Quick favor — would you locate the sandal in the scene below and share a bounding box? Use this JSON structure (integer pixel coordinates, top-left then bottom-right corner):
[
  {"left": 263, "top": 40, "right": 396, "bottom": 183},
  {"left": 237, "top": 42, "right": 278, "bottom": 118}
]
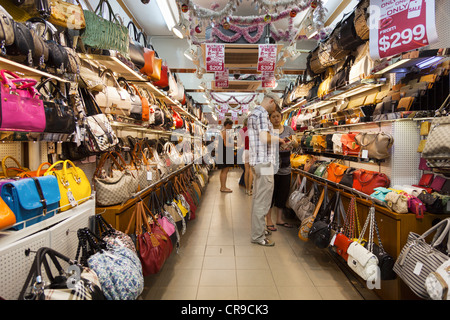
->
[
  {"left": 276, "top": 222, "right": 294, "bottom": 228},
  {"left": 220, "top": 188, "right": 233, "bottom": 193},
  {"left": 251, "top": 238, "right": 275, "bottom": 246},
  {"left": 266, "top": 225, "right": 277, "bottom": 231}
]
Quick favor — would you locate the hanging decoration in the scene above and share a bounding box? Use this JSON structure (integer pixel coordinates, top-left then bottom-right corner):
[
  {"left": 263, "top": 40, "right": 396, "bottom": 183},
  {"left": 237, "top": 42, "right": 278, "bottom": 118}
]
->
[
  {"left": 210, "top": 92, "right": 257, "bottom": 105},
  {"left": 210, "top": 24, "right": 266, "bottom": 43}
]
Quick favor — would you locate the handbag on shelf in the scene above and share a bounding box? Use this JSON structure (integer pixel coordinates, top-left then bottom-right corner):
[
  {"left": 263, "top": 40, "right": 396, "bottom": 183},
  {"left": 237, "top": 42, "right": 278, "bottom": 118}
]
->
[
  {"left": 420, "top": 121, "right": 431, "bottom": 136},
  {"left": 1, "top": 155, "right": 29, "bottom": 177},
  {"left": 394, "top": 218, "right": 450, "bottom": 299},
  {"left": 47, "top": 0, "right": 85, "bottom": 29},
  {"left": 384, "top": 191, "right": 409, "bottom": 213},
  {"left": 125, "top": 201, "right": 173, "bottom": 276},
  {"left": 18, "top": 247, "right": 105, "bottom": 300},
  {"left": 354, "top": 132, "right": 394, "bottom": 160},
  {"left": 0, "top": 10, "right": 15, "bottom": 47},
  {"left": 153, "top": 62, "right": 169, "bottom": 89},
  {"left": 329, "top": 21, "right": 349, "bottom": 61},
  {"left": 330, "top": 55, "right": 354, "bottom": 90},
  {"left": 313, "top": 162, "right": 330, "bottom": 178},
  {"left": 0, "top": 195, "right": 16, "bottom": 230},
  {"left": 370, "top": 187, "right": 392, "bottom": 202},
  {"left": 80, "top": 0, "right": 129, "bottom": 58},
  {"left": 338, "top": 11, "right": 364, "bottom": 52},
  {"left": 94, "top": 69, "right": 131, "bottom": 116},
  {"left": 126, "top": 21, "right": 145, "bottom": 69},
  {"left": 76, "top": 227, "right": 143, "bottom": 300},
  {"left": 353, "top": 169, "right": 390, "bottom": 195},
  {"left": 333, "top": 197, "right": 359, "bottom": 261},
  {"left": 341, "top": 132, "right": 361, "bottom": 156},
  {"left": 354, "top": 0, "right": 370, "bottom": 40},
  {"left": 1, "top": 175, "right": 60, "bottom": 230},
  {"left": 327, "top": 162, "right": 349, "bottom": 183},
  {"left": 417, "top": 190, "right": 443, "bottom": 214},
  {"left": 422, "top": 116, "right": 450, "bottom": 167},
  {"left": 339, "top": 167, "right": 357, "bottom": 188},
  {"left": 118, "top": 78, "right": 142, "bottom": 120},
  {"left": 44, "top": 160, "right": 91, "bottom": 212},
  {"left": 431, "top": 175, "right": 447, "bottom": 192},
  {"left": 0, "top": 70, "right": 46, "bottom": 132},
  {"left": 299, "top": 187, "right": 325, "bottom": 242},
  {"left": 317, "top": 68, "right": 335, "bottom": 99},
  {"left": 5, "top": 20, "right": 34, "bottom": 64},
  {"left": 36, "top": 78, "right": 76, "bottom": 134}
]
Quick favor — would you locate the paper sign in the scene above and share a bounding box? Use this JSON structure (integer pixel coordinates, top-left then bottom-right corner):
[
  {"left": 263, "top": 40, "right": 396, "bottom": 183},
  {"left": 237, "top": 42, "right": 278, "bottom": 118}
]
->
[
  {"left": 261, "top": 72, "right": 276, "bottom": 88},
  {"left": 257, "top": 44, "right": 277, "bottom": 72},
  {"left": 369, "top": 0, "right": 438, "bottom": 60},
  {"left": 231, "top": 111, "right": 238, "bottom": 120},
  {"left": 205, "top": 43, "right": 225, "bottom": 72},
  {"left": 215, "top": 68, "right": 229, "bottom": 88}
]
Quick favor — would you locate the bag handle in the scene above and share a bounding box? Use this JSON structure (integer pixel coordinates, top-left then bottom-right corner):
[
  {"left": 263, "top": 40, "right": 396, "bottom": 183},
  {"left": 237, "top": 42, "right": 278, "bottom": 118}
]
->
[
  {"left": 1, "top": 155, "right": 26, "bottom": 177},
  {"left": 356, "top": 169, "right": 376, "bottom": 184},
  {"left": 418, "top": 217, "right": 450, "bottom": 252}
]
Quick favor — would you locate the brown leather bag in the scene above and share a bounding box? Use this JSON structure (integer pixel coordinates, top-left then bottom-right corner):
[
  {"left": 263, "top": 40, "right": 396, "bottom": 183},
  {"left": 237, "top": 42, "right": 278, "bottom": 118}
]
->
[
  {"left": 354, "top": 132, "right": 394, "bottom": 160},
  {"left": 396, "top": 96, "right": 415, "bottom": 112}
]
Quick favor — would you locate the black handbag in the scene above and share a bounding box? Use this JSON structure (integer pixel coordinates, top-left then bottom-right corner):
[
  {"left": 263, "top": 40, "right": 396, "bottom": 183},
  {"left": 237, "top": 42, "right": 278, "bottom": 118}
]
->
[
  {"left": 418, "top": 191, "right": 444, "bottom": 214},
  {"left": 127, "top": 21, "right": 145, "bottom": 69},
  {"left": 330, "top": 55, "right": 354, "bottom": 91},
  {"left": 36, "top": 78, "right": 76, "bottom": 134},
  {"left": 45, "top": 23, "right": 69, "bottom": 73},
  {"left": 6, "top": 21, "right": 34, "bottom": 63},
  {"left": 25, "top": 17, "right": 49, "bottom": 67},
  {"left": 339, "top": 167, "right": 357, "bottom": 187},
  {"left": 338, "top": 11, "right": 364, "bottom": 52}
]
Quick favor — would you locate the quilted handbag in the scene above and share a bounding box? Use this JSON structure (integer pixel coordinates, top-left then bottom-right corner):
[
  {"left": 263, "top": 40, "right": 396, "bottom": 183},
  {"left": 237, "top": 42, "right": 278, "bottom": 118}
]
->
[
  {"left": 1, "top": 176, "right": 60, "bottom": 230},
  {"left": 0, "top": 10, "right": 14, "bottom": 46},
  {"left": 327, "top": 162, "right": 349, "bottom": 183},
  {"left": 426, "top": 259, "right": 450, "bottom": 300},
  {"left": 44, "top": 160, "right": 91, "bottom": 212},
  {"left": 76, "top": 228, "right": 143, "bottom": 300},
  {"left": 0, "top": 70, "right": 45, "bottom": 132},
  {"left": 393, "top": 218, "right": 450, "bottom": 299},
  {"left": 19, "top": 247, "right": 105, "bottom": 300},
  {"left": 353, "top": 169, "right": 390, "bottom": 195},
  {"left": 384, "top": 191, "right": 409, "bottom": 213},
  {"left": 341, "top": 132, "right": 361, "bottom": 156},
  {"left": 354, "top": 132, "right": 394, "bottom": 160},
  {"left": 347, "top": 207, "right": 379, "bottom": 281},
  {"left": 80, "top": 0, "right": 129, "bottom": 58},
  {"left": 93, "top": 152, "right": 135, "bottom": 207},
  {"left": 47, "top": 0, "right": 85, "bottom": 29}
]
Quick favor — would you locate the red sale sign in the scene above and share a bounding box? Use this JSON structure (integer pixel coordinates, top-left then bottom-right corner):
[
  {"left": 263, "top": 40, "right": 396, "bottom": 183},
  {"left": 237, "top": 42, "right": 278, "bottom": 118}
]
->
[
  {"left": 261, "top": 72, "right": 276, "bottom": 88},
  {"left": 205, "top": 44, "right": 225, "bottom": 72},
  {"left": 215, "top": 68, "right": 229, "bottom": 88},
  {"left": 257, "top": 44, "right": 277, "bottom": 72},
  {"left": 369, "top": 0, "right": 438, "bottom": 60}
]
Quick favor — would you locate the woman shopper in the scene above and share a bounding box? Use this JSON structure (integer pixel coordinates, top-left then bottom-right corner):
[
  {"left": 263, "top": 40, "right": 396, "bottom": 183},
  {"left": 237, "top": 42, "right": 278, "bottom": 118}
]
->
[
  {"left": 238, "top": 118, "right": 253, "bottom": 195},
  {"left": 217, "top": 118, "right": 235, "bottom": 193},
  {"left": 266, "top": 106, "right": 298, "bottom": 231}
]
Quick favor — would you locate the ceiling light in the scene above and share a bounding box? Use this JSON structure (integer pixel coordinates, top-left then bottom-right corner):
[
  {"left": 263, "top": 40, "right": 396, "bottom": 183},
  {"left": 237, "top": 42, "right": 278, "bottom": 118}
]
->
[
  {"left": 416, "top": 56, "right": 444, "bottom": 69},
  {"left": 172, "top": 25, "right": 184, "bottom": 38},
  {"left": 156, "top": 0, "right": 179, "bottom": 32},
  {"left": 184, "top": 45, "right": 198, "bottom": 61}
]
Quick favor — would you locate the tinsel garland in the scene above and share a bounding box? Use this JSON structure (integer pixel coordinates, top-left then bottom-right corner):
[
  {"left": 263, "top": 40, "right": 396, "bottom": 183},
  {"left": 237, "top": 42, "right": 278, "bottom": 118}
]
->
[
  {"left": 210, "top": 24, "right": 266, "bottom": 43},
  {"left": 211, "top": 92, "right": 257, "bottom": 105}
]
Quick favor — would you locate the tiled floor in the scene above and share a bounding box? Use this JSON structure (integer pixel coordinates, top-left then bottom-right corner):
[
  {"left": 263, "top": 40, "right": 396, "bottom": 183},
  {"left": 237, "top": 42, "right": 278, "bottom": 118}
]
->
[{"left": 141, "top": 168, "right": 375, "bottom": 300}]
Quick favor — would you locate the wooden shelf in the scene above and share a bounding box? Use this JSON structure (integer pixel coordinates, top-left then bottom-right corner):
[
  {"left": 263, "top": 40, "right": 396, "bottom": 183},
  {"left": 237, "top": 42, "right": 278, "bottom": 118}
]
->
[{"left": 0, "top": 56, "right": 67, "bottom": 82}]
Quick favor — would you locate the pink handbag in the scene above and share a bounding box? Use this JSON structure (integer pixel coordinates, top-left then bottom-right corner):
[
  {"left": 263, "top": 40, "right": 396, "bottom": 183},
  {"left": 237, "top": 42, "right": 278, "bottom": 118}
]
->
[{"left": 0, "top": 70, "right": 45, "bottom": 132}]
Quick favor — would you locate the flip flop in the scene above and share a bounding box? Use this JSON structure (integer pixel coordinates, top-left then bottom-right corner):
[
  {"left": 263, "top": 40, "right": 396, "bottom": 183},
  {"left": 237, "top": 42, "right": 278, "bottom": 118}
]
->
[
  {"left": 276, "top": 223, "right": 293, "bottom": 228},
  {"left": 220, "top": 189, "right": 233, "bottom": 193},
  {"left": 266, "top": 225, "right": 277, "bottom": 231}
]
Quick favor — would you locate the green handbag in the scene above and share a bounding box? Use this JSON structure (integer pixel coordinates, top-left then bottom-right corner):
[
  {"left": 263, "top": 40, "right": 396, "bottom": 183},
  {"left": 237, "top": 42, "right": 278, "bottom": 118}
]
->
[
  {"left": 314, "top": 162, "right": 330, "bottom": 177},
  {"left": 81, "top": 0, "right": 129, "bottom": 58},
  {"left": 306, "top": 135, "right": 314, "bottom": 150}
]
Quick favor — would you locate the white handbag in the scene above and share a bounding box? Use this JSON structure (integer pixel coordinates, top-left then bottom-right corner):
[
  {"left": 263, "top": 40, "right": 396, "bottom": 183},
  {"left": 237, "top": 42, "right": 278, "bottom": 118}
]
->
[
  {"left": 347, "top": 207, "right": 379, "bottom": 281},
  {"left": 287, "top": 176, "right": 307, "bottom": 210},
  {"left": 349, "top": 42, "right": 374, "bottom": 84},
  {"left": 332, "top": 133, "right": 343, "bottom": 154},
  {"left": 167, "top": 70, "right": 178, "bottom": 97},
  {"left": 94, "top": 69, "right": 131, "bottom": 116},
  {"left": 164, "top": 142, "right": 184, "bottom": 168},
  {"left": 426, "top": 259, "right": 450, "bottom": 300}
]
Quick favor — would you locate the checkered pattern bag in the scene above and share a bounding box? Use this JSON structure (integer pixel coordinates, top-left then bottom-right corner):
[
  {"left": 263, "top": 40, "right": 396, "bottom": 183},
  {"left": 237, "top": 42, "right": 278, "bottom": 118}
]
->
[
  {"left": 422, "top": 116, "right": 450, "bottom": 161},
  {"left": 85, "top": 113, "right": 119, "bottom": 152}
]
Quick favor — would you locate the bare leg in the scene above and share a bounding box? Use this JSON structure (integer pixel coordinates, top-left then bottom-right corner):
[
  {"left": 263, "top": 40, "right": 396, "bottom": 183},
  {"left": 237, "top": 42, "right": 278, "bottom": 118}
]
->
[
  {"left": 244, "top": 163, "right": 253, "bottom": 195},
  {"left": 265, "top": 207, "right": 277, "bottom": 231},
  {"left": 220, "top": 167, "right": 232, "bottom": 192}
]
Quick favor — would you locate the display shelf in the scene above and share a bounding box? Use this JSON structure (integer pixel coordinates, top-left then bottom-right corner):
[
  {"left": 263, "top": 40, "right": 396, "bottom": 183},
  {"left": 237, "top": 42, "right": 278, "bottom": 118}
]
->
[
  {"left": 110, "top": 120, "right": 198, "bottom": 140},
  {"left": 300, "top": 150, "right": 385, "bottom": 164},
  {"left": 0, "top": 56, "right": 67, "bottom": 82},
  {"left": 0, "top": 196, "right": 95, "bottom": 248}
]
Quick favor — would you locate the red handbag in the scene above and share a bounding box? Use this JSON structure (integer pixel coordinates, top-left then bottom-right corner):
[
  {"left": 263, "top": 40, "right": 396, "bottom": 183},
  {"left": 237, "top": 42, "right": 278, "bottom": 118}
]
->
[
  {"left": 353, "top": 169, "right": 390, "bottom": 195},
  {"left": 172, "top": 108, "right": 183, "bottom": 128},
  {"left": 341, "top": 132, "right": 361, "bottom": 156},
  {"left": 152, "top": 64, "right": 169, "bottom": 88},
  {"left": 333, "top": 197, "right": 359, "bottom": 261},
  {"left": 128, "top": 201, "right": 173, "bottom": 276}
]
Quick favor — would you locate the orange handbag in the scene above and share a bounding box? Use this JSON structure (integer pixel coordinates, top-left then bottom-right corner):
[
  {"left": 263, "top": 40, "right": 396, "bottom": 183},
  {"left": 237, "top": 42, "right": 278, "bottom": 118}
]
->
[
  {"left": 327, "top": 162, "right": 349, "bottom": 183},
  {"left": 341, "top": 132, "right": 361, "bottom": 156},
  {"left": 0, "top": 196, "right": 15, "bottom": 230},
  {"left": 140, "top": 48, "right": 155, "bottom": 77},
  {"left": 17, "top": 162, "right": 53, "bottom": 178},
  {"left": 149, "top": 58, "right": 162, "bottom": 82},
  {"left": 131, "top": 84, "right": 149, "bottom": 121},
  {"left": 153, "top": 64, "right": 169, "bottom": 88}
]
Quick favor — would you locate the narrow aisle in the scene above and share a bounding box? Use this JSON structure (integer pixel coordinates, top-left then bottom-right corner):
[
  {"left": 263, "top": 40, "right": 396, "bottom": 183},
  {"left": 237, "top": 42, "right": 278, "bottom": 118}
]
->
[{"left": 141, "top": 168, "right": 372, "bottom": 300}]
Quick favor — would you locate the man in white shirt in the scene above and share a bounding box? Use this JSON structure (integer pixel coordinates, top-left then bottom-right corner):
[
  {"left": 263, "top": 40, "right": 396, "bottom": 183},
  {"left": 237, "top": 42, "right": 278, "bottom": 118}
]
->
[{"left": 247, "top": 93, "right": 285, "bottom": 246}]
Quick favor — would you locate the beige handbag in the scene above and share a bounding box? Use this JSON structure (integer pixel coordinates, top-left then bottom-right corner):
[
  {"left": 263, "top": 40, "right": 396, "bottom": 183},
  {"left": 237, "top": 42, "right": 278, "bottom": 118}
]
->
[
  {"left": 94, "top": 69, "right": 131, "bottom": 116},
  {"left": 355, "top": 132, "right": 394, "bottom": 160},
  {"left": 384, "top": 191, "right": 409, "bottom": 213},
  {"left": 349, "top": 42, "right": 374, "bottom": 84}
]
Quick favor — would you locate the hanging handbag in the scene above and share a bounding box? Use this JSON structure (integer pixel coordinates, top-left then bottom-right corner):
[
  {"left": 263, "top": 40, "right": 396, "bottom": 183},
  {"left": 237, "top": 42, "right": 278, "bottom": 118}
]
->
[
  {"left": 95, "top": 214, "right": 137, "bottom": 254},
  {"left": 333, "top": 197, "right": 359, "bottom": 261},
  {"left": 394, "top": 218, "right": 450, "bottom": 299},
  {"left": 354, "top": 132, "right": 394, "bottom": 160},
  {"left": 287, "top": 176, "right": 307, "bottom": 211},
  {"left": 1, "top": 176, "right": 60, "bottom": 230},
  {"left": 353, "top": 169, "right": 390, "bottom": 195},
  {"left": 94, "top": 69, "right": 131, "bottom": 116},
  {"left": 329, "top": 20, "right": 349, "bottom": 61},
  {"left": 330, "top": 55, "right": 354, "bottom": 90},
  {"left": 44, "top": 160, "right": 91, "bottom": 212},
  {"left": 5, "top": 20, "right": 34, "bottom": 64},
  {"left": 353, "top": 0, "right": 370, "bottom": 40},
  {"left": 24, "top": 17, "right": 49, "bottom": 67},
  {"left": 43, "top": 21, "right": 69, "bottom": 74},
  {"left": 347, "top": 206, "right": 379, "bottom": 281},
  {"left": 307, "top": 46, "right": 327, "bottom": 75},
  {"left": 349, "top": 42, "right": 374, "bottom": 84},
  {"left": 140, "top": 43, "right": 155, "bottom": 77},
  {"left": 18, "top": 247, "right": 105, "bottom": 300},
  {"left": 426, "top": 258, "right": 450, "bottom": 300},
  {"left": 299, "top": 187, "right": 325, "bottom": 242},
  {"left": 153, "top": 63, "right": 169, "bottom": 88},
  {"left": 80, "top": 0, "right": 129, "bottom": 58},
  {"left": 127, "top": 21, "right": 145, "bottom": 69},
  {"left": 0, "top": 10, "right": 15, "bottom": 47},
  {"left": 338, "top": 11, "right": 364, "bottom": 52},
  {"left": 119, "top": 77, "right": 142, "bottom": 120},
  {"left": 317, "top": 68, "right": 335, "bottom": 98},
  {"left": 76, "top": 227, "right": 144, "bottom": 300},
  {"left": 132, "top": 85, "right": 149, "bottom": 121},
  {"left": 340, "top": 167, "right": 357, "bottom": 188},
  {"left": 36, "top": 78, "right": 76, "bottom": 134},
  {"left": 0, "top": 70, "right": 46, "bottom": 132},
  {"left": 327, "top": 162, "right": 349, "bottom": 183},
  {"left": 422, "top": 115, "right": 450, "bottom": 164},
  {"left": 341, "top": 132, "right": 361, "bottom": 156}
]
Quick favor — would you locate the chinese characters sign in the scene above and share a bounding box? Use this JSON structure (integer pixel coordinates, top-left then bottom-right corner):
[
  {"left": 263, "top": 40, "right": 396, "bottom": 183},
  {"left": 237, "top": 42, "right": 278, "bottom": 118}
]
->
[
  {"left": 215, "top": 68, "right": 229, "bottom": 88},
  {"left": 261, "top": 72, "right": 276, "bottom": 88},
  {"left": 205, "top": 44, "right": 225, "bottom": 72},
  {"left": 369, "top": 0, "right": 438, "bottom": 60},
  {"left": 257, "top": 44, "right": 277, "bottom": 72}
]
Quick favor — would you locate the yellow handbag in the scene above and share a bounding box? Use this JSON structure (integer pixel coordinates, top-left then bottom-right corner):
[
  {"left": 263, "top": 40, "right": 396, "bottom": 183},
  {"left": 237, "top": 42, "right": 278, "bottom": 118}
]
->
[
  {"left": 175, "top": 199, "right": 188, "bottom": 217},
  {"left": 1, "top": 156, "right": 29, "bottom": 177},
  {"left": 317, "top": 68, "right": 335, "bottom": 98},
  {"left": 420, "top": 121, "right": 431, "bottom": 136},
  {"left": 417, "top": 139, "right": 427, "bottom": 153},
  {"left": 44, "top": 160, "right": 91, "bottom": 211},
  {"left": 290, "top": 154, "right": 312, "bottom": 168}
]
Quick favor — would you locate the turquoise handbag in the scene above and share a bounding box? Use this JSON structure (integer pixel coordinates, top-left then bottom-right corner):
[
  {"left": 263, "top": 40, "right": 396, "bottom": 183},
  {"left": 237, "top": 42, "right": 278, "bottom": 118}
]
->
[
  {"left": 1, "top": 176, "right": 61, "bottom": 230},
  {"left": 370, "top": 187, "right": 392, "bottom": 202}
]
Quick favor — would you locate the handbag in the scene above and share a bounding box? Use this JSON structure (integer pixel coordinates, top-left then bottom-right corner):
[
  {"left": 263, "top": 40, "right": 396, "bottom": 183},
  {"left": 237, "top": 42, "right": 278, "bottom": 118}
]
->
[
  {"left": 333, "top": 197, "right": 359, "bottom": 261},
  {"left": 0, "top": 70, "right": 45, "bottom": 132},
  {"left": 44, "top": 160, "right": 91, "bottom": 212},
  {"left": 339, "top": 167, "right": 357, "bottom": 188},
  {"left": 313, "top": 162, "right": 329, "bottom": 178},
  {"left": 125, "top": 201, "right": 173, "bottom": 276},
  {"left": 353, "top": 169, "right": 390, "bottom": 195},
  {"left": 149, "top": 190, "right": 177, "bottom": 247},
  {"left": 317, "top": 68, "right": 335, "bottom": 99},
  {"left": 327, "top": 162, "right": 349, "bottom": 183},
  {"left": 426, "top": 258, "right": 450, "bottom": 300},
  {"left": 354, "top": 0, "right": 370, "bottom": 40},
  {"left": 76, "top": 227, "right": 144, "bottom": 300},
  {"left": 1, "top": 155, "right": 30, "bottom": 177},
  {"left": 349, "top": 42, "right": 374, "bottom": 84},
  {"left": 19, "top": 247, "right": 105, "bottom": 300},
  {"left": 119, "top": 78, "right": 142, "bottom": 120},
  {"left": 47, "top": 0, "right": 85, "bottom": 29},
  {"left": 418, "top": 190, "right": 443, "bottom": 214},
  {"left": 393, "top": 218, "right": 450, "bottom": 299},
  {"left": 354, "top": 132, "right": 394, "bottom": 160},
  {"left": 299, "top": 187, "right": 325, "bottom": 241},
  {"left": 94, "top": 69, "right": 131, "bottom": 116},
  {"left": 384, "top": 191, "right": 409, "bottom": 213},
  {"left": 287, "top": 176, "right": 307, "bottom": 210},
  {"left": 370, "top": 187, "right": 392, "bottom": 202},
  {"left": 330, "top": 55, "right": 354, "bottom": 90},
  {"left": 0, "top": 194, "right": 16, "bottom": 230},
  {"left": 132, "top": 85, "right": 149, "bottom": 121},
  {"left": 127, "top": 21, "right": 145, "bottom": 69},
  {"left": 420, "top": 121, "right": 431, "bottom": 136},
  {"left": 80, "top": 0, "right": 129, "bottom": 58},
  {"left": 153, "top": 63, "right": 169, "bottom": 88},
  {"left": 338, "top": 11, "right": 364, "bottom": 52},
  {"left": 0, "top": 10, "right": 15, "bottom": 47},
  {"left": 341, "top": 132, "right": 361, "bottom": 156},
  {"left": 422, "top": 115, "right": 450, "bottom": 162},
  {"left": 347, "top": 206, "right": 379, "bottom": 281},
  {"left": 294, "top": 181, "right": 318, "bottom": 221},
  {"left": 95, "top": 214, "right": 137, "bottom": 254},
  {"left": 1, "top": 176, "right": 60, "bottom": 230},
  {"left": 431, "top": 175, "right": 446, "bottom": 192},
  {"left": 5, "top": 20, "right": 34, "bottom": 64},
  {"left": 36, "top": 78, "right": 76, "bottom": 134}
]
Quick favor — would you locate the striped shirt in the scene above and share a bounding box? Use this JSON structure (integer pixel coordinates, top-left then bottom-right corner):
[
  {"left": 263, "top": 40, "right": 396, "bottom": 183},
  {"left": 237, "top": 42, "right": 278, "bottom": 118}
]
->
[{"left": 247, "top": 105, "right": 276, "bottom": 166}]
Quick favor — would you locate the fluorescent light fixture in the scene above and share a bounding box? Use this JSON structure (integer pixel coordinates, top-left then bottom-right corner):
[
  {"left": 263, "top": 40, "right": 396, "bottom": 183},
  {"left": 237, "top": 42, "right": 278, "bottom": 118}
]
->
[
  {"left": 416, "top": 56, "right": 444, "bottom": 69},
  {"left": 374, "top": 59, "right": 411, "bottom": 74},
  {"left": 156, "top": 0, "right": 180, "bottom": 37}
]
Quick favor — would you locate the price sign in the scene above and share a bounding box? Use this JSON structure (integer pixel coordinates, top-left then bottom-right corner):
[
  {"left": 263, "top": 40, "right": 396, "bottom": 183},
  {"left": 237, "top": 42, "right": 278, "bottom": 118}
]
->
[
  {"left": 261, "top": 72, "right": 276, "bottom": 88},
  {"left": 215, "top": 68, "right": 229, "bottom": 88},
  {"left": 231, "top": 111, "right": 238, "bottom": 120},
  {"left": 205, "top": 44, "right": 225, "bottom": 72},
  {"left": 257, "top": 44, "right": 277, "bottom": 73},
  {"left": 369, "top": 0, "right": 438, "bottom": 60}
]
